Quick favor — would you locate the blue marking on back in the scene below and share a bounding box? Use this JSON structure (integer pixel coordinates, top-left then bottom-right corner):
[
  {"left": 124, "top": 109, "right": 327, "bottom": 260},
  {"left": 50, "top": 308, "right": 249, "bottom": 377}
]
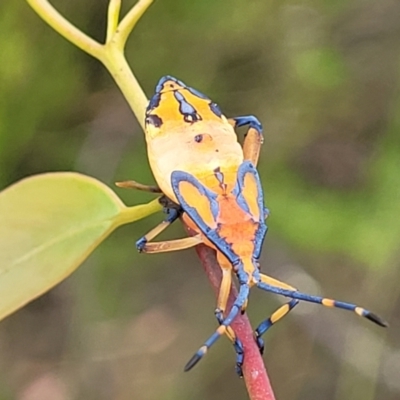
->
[
  {"left": 232, "top": 186, "right": 250, "bottom": 216},
  {"left": 213, "top": 169, "right": 224, "bottom": 185},
  {"left": 253, "top": 223, "right": 267, "bottom": 260},
  {"left": 210, "top": 200, "right": 219, "bottom": 222},
  {"left": 231, "top": 161, "right": 268, "bottom": 260},
  {"left": 233, "top": 161, "right": 265, "bottom": 219},
  {"left": 171, "top": 170, "right": 240, "bottom": 265},
  {"left": 171, "top": 170, "right": 219, "bottom": 220},
  {"left": 232, "top": 162, "right": 253, "bottom": 215},
  {"left": 174, "top": 91, "right": 197, "bottom": 115}
]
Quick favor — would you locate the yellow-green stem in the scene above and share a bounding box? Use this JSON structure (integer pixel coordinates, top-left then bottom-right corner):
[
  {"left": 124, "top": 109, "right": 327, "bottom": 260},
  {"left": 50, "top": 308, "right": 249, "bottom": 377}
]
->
[
  {"left": 26, "top": 0, "right": 153, "bottom": 128},
  {"left": 106, "top": 0, "right": 122, "bottom": 43},
  {"left": 101, "top": 49, "right": 148, "bottom": 128},
  {"left": 116, "top": 198, "right": 162, "bottom": 227}
]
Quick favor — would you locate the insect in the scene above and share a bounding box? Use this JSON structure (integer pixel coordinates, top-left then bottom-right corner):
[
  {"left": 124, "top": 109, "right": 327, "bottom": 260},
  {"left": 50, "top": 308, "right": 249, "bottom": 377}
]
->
[{"left": 118, "top": 76, "right": 387, "bottom": 376}]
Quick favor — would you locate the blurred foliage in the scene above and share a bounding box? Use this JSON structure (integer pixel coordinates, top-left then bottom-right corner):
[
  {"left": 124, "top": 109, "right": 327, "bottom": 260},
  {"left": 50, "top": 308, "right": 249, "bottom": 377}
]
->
[{"left": 0, "top": 0, "right": 399, "bottom": 399}]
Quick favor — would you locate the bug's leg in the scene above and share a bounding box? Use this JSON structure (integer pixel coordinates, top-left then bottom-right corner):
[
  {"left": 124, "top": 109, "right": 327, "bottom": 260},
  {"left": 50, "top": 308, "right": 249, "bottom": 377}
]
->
[
  {"left": 260, "top": 274, "right": 297, "bottom": 291},
  {"left": 136, "top": 207, "right": 181, "bottom": 252},
  {"left": 115, "top": 179, "right": 162, "bottom": 193},
  {"left": 254, "top": 299, "right": 299, "bottom": 354},
  {"left": 257, "top": 273, "right": 388, "bottom": 328},
  {"left": 215, "top": 256, "right": 245, "bottom": 376},
  {"left": 184, "top": 279, "right": 250, "bottom": 373},
  {"left": 229, "top": 116, "right": 263, "bottom": 166},
  {"left": 143, "top": 235, "right": 203, "bottom": 254}
]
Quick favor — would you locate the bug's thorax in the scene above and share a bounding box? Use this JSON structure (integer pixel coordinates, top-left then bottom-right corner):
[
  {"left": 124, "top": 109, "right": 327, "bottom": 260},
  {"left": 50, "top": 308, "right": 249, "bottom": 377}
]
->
[{"left": 144, "top": 76, "right": 243, "bottom": 202}]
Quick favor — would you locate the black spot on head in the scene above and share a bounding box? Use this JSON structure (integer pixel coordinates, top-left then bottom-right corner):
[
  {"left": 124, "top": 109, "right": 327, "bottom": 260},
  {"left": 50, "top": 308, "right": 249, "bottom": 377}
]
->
[
  {"left": 184, "top": 113, "right": 202, "bottom": 123},
  {"left": 147, "top": 93, "right": 161, "bottom": 112},
  {"left": 145, "top": 114, "right": 163, "bottom": 127},
  {"left": 215, "top": 149, "right": 219, "bottom": 152},
  {"left": 194, "top": 134, "right": 203, "bottom": 143}
]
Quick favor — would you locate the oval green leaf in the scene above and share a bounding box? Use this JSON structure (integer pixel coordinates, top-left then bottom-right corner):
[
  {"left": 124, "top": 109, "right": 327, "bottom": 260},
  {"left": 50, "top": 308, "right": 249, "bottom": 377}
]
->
[{"left": 0, "top": 172, "right": 161, "bottom": 321}]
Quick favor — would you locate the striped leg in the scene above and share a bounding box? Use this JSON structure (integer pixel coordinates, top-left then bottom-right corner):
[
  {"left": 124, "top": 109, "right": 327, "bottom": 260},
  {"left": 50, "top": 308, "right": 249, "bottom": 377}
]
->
[
  {"left": 136, "top": 208, "right": 195, "bottom": 253},
  {"left": 257, "top": 274, "right": 387, "bottom": 327},
  {"left": 255, "top": 300, "right": 299, "bottom": 354},
  {"left": 115, "top": 179, "right": 162, "bottom": 193},
  {"left": 136, "top": 206, "right": 203, "bottom": 254},
  {"left": 252, "top": 274, "right": 300, "bottom": 352},
  {"left": 214, "top": 309, "right": 244, "bottom": 376},
  {"left": 136, "top": 208, "right": 180, "bottom": 252},
  {"left": 184, "top": 283, "right": 250, "bottom": 372},
  {"left": 142, "top": 236, "right": 202, "bottom": 253},
  {"left": 215, "top": 258, "right": 244, "bottom": 376}
]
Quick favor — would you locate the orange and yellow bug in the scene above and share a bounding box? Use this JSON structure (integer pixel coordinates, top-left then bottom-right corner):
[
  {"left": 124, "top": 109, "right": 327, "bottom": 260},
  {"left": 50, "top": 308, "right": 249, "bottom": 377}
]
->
[{"left": 119, "top": 76, "right": 387, "bottom": 376}]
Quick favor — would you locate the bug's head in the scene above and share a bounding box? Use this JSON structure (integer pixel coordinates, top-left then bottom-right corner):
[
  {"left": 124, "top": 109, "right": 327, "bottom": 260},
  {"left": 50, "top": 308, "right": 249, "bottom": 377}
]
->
[
  {"left": 155, "top": 76, "right": 187, "bottom": 94},
  {"left": 145, "top": 76, "right": 225, "bottom": 138}
]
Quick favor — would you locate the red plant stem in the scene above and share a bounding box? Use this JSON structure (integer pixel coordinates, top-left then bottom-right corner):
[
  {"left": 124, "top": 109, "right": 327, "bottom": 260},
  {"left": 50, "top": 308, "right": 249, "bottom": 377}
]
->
[{"left": 194, "top": 243, "right": 276, "bottom": 400}]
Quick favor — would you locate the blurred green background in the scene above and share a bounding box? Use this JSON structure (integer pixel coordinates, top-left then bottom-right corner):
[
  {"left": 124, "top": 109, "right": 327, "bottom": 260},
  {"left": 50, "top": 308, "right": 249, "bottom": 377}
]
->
[{"left": 0, "top": 0, "right": 399, "bottom": 399}]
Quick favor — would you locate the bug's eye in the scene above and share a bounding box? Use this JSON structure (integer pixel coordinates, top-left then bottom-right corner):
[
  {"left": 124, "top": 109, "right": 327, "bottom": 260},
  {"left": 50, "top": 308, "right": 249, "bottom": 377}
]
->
[
  {"left": 145, "top": 114, "right": 163, "bottom": 127},
  {"left": 209, "top": 102, "right": 222, "bottom": 117}
]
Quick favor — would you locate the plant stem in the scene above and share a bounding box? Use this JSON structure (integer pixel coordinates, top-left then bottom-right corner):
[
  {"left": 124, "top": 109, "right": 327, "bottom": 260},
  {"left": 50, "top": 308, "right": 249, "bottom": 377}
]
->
[
  {"left": 101, "top": 49, "right": 148, "bottom": 128},
  {"left": 116, "top": 198, "right": 162, "bottom": 227},
  {"left": 27, "top": 0, "right": 153, "bottom": 128},
  {"left": 106, "top": 0, "right": 122, "bottom": 43}
]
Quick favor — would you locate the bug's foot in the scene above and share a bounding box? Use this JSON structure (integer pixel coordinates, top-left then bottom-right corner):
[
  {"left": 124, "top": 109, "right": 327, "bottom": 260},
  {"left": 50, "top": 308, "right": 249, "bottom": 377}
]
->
[
  {"left": 254, "top": 333, "right": 265, "bottom": 355},
  {"left": 234, "top": 339, "right": 244, "bottom": 377},
  {"left": 236, "top": 362, "right": 243, "bottom": 378},
  {"left": 136, "top": 237, "right": 147, "bottom": 252}
]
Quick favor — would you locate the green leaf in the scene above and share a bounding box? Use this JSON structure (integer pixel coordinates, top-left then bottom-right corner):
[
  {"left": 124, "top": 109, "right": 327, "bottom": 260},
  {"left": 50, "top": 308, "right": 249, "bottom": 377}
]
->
[{"left": 0, "top": 172, "right": 161, "bottom": 321}]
